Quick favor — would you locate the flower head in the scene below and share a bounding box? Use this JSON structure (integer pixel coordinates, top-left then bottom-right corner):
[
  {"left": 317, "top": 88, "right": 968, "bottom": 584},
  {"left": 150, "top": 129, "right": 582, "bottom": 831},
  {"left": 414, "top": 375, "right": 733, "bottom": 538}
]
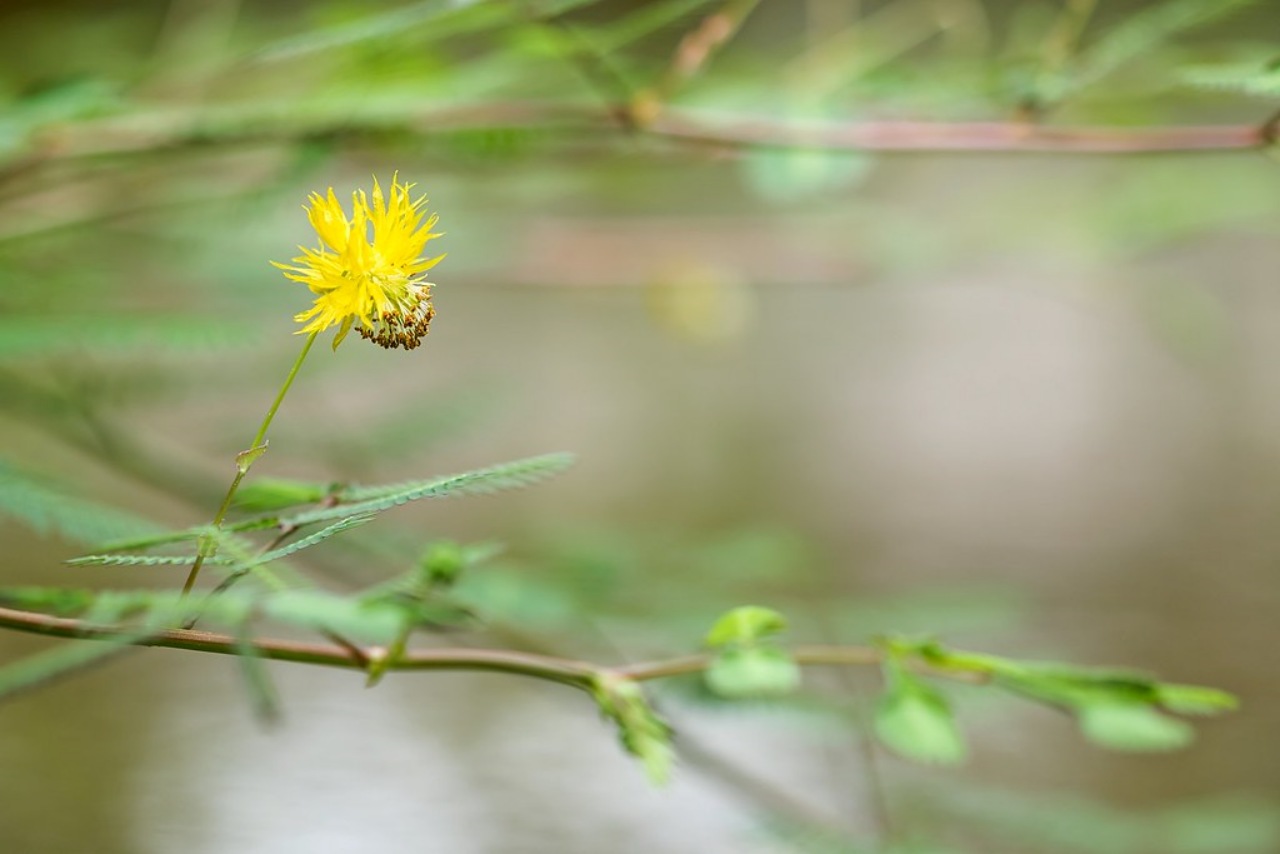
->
[{"left": 273, "top": 175, "right": 443, "bottom": 350}]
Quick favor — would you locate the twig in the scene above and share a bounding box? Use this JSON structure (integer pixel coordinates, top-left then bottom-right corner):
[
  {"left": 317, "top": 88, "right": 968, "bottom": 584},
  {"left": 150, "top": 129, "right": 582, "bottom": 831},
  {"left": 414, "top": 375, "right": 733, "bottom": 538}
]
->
[
  {"left": 0, "top": 103, "right": 1271, "bottom": 188},
  {"left": 0, "top": 604, "right": 600, "bottom": 689},
  {"left": 645, "top": 112, "right": 1268, "bottom": 153},
  {"left": 0, "top": 604, "right": 990, "bottom": 691}
]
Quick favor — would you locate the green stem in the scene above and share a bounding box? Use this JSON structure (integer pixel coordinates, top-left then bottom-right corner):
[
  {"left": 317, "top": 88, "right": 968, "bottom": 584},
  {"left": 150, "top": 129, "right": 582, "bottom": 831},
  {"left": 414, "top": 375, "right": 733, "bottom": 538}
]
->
[{"left": 181, "top": 331, "right": 318, "bottom": 595}]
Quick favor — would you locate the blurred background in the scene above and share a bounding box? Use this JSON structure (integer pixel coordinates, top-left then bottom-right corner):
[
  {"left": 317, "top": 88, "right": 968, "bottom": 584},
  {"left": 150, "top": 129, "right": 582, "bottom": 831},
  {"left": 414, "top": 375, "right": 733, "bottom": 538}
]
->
[{"left": 1, "top": 0, "right": 1278, "bottom": 851}]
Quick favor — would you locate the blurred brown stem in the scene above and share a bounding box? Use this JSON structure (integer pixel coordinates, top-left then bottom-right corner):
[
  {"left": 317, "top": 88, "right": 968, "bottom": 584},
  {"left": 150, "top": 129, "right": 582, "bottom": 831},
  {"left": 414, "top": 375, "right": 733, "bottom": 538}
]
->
[
  {"left": 2, "top": 105, "right": 1271, "bottom": 192},
  {"left": 0, "top": 604, "right": 991, "bottom": 691}
]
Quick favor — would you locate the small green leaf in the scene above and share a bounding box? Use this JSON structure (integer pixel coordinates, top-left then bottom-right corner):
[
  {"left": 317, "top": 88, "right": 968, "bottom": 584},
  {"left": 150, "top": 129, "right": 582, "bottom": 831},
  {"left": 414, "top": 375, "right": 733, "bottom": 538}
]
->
[
  {"left": 705, "top": 605, "right": 788, "bottom": 648},
  {"left": 1155, "top": 683, "right": 1239, "bottom": 716},
  {"left": 705, "top": 647, "right": 801, "bottom": 699},
  {"left": 1078, "top": 702, "right": 1195, "bottom": 752},
  {"left": 874, "top": 664, "right": 966, "bottom": 766},
  {"left": 592, "top": 673, "right": 676, "bottom": 786},
  {"left": 235, "top": 443, "right": 269, "bottom": 475}
]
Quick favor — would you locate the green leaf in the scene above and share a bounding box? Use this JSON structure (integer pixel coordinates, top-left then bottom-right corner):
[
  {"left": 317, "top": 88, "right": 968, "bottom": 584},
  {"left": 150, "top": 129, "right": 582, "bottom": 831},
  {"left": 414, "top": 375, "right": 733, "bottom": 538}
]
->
[
  {"left": 0, "top": 462, "right": 166, "bottom": 545},
  {"left": 0, "top": 586, "right": 98, "bottom": 616},
  {"left": 233, "top": 627, "right": 281, "bottom": 725},
  {"left": 592, "top": 673, "right": 676, "bottom": 786},
  {"left": 82, "top": 590, "right": 162, "bottom": 625},
  {"left": 704, "top": 605, "right": 788, "bottom": 648},
  {"left": 95, "top": 519, "right": 278, "bottom": 554},
  {"left": 200, "top": 529, "right": 306, "bottom": 591},
  {"left": 250, "top": 0, "right": 508, "bottom": 63},
  {"left": 705, "top": 646, "right": 801, "bottom": 699},
  {"left": 0, "top": 634, "right": 148, "bottom": 702},
  {"left": 67, "top": 553, "right": 219, "bottom": 567},
  {"left": 232, "top": 478, "right": 334, "bottom": 513},
  {"left": 1070, "top": 0, "right": 1258, "bottom": 92},
  {"left": 235, "top": 443, "right": 269, "bottom": 475},
  {"left": 450, "top": 567, "right": 576, "bottom": 630},
  {"left": 280, "top": 453, "right": 575, "bottom": 527},
  {"left": 894, "top": 637, "right": 1237, "bottom": 754},
  {"left": 1078, "top": 702, "right": 1195, "bottom": 752},
  {"left": 1155, "top": 682, "right": 1239, "bottom": 716},
  {"left": 338, "top": 452, "right": 576, "bottom": 502},
  {"left": 1182, "top": 62, "right": 1280, "bottom": 98},
  {"left": 0, "top": 586, "right": 260, "bottom": 633},
  {"left": 261, "top": 590, "right": 407, "bottom": 645},
  {"left": 247, "top": 514, "right": 374, "bottom": 567},
  {"left": 589, "top": 0, "right": 713, "bottom": 52},
  {"left": 874, "top": 662, "right": 966, "bottom": 766}
]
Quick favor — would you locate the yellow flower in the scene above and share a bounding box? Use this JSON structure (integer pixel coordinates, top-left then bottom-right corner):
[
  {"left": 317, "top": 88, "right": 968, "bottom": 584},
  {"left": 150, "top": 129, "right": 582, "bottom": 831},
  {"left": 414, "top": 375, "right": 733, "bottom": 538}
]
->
[{"left": 273, "top": 175, "right": 443, "bottom": 350}]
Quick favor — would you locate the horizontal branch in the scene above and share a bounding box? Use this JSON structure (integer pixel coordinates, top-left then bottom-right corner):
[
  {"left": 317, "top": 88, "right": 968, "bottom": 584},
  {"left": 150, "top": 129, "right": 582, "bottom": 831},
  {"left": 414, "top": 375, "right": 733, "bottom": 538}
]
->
[
  {"left": 0, "top": 604, "right": 600, "bottom": 688},
  {"left": 646, "top": 111, "right": 1269, "bottom": 154},
  {"left": 0, "top": 603, "right": 926, "bottom": 691},
  {"left": 3, "top": 101, "right": 1272, "bottom": 179}
]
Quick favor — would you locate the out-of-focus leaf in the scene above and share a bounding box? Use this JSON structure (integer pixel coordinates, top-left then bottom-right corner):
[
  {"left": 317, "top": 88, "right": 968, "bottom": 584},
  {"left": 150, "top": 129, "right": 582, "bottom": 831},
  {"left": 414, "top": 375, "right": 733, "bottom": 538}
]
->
[
  {"left": 261, "top": 590, "right": 407, "bottom": 645},
  {"left": 251, "top": 0, "right": 602, "bottom": 63},
  {"left": 0, "top": 586, "right": 98, "bottom": 616},
  {"left": 232, "top": 478, "right": 333, "bottom": 513},
  {"left": 0, "top": 77, "right": 121, "bottom": 160},
  {"left": 0, "top": 635, "right": 146, "bottom": 702},
  {"left": 1155, "top": 683, "right": 1239, "bottom": 716},
  {"left": 248, "top": 514, "right": 374, "bottom": 567},
  {"left": 0, "top": 316, "right": 249, "bottom": 358},
  {"left": 913, "top": 781, "right": 1280, "bottom": 854},
  {"left": 280, "top": 452, "right": 576, "bottom": 527},
  {"left": 1182, "top": 61, "right": 1280, "bottom": 98},
  {"left": 0, "top": 462, "right": 166, "bottom": 545},
  {"left": 588, "top": 0, "right": 713, "bottom": 53},
  {"left": 592, "top": 673, "right": 675, "bottom": 785},
  {"left": 1067, "top": 0, "right": 1258, "bottom": 94},
  {"left": 704, "top": 605, "right": 788, "bottom": 648},
  {"left": 1077, "top": 702, "right": 1195, "bottom": 752},
  {"left": 451, "top": 566, "right": 576, "bottom": 630},
  {"left": 744, "top": 145, "right": 872, "bottom": 203},
  {"left": 875, "top": 659, "right": 966, "bottom": 766},
  {"left": 251, "top": 0, "right": 497, "bottom": 62},
  {"left": 705, "top": 646, "right": 801, "bottom": 699},
  {"left": 233, "top": 627, "right": 281, "bottom": 725}
]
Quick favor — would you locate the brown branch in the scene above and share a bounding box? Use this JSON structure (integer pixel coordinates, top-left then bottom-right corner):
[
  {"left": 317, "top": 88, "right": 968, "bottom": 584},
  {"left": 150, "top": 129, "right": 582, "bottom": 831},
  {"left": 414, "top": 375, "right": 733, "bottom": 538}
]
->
[
  {"left": 644, "top": 112, "right": 1268, "bottom": 153},
  {"left": 0, "top": 603, "right": 991, "bottom": 693},
  {"left": 0, "top": 604, "right": 600, "bottom": 689},
  {"left": 1, "top": 102, "right": 1272, "bottom": 187}
]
